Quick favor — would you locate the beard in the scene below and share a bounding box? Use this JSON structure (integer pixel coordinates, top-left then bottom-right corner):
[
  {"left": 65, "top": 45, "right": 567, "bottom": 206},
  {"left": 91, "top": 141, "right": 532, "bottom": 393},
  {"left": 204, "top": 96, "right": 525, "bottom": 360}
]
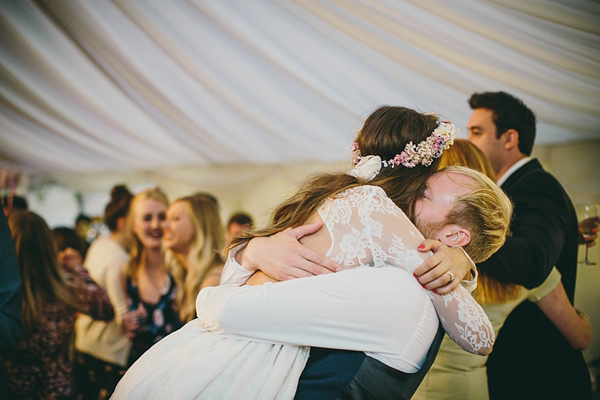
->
[{"left": 414, "top": 218, "right": 445, "bottom": 241}]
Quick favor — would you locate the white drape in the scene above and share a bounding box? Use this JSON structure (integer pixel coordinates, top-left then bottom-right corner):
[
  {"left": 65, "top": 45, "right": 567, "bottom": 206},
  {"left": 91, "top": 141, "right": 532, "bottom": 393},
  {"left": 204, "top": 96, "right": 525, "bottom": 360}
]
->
[{"left": 0, "top": 0, "right": 598, "bottom": 178}]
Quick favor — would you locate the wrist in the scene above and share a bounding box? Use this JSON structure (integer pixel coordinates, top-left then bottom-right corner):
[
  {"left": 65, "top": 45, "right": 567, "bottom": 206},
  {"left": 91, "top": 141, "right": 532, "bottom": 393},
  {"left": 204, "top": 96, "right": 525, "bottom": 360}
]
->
[{"left": 239, "top": 238, "right": 260, "bottom": 272}]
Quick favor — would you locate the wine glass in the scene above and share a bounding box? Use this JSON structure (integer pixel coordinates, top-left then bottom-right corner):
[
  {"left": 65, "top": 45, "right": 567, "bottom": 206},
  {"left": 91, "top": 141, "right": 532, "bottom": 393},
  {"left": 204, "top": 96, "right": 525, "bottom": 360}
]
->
[{"left": 578, "top": 204, "right": 599, "bottom": 266}]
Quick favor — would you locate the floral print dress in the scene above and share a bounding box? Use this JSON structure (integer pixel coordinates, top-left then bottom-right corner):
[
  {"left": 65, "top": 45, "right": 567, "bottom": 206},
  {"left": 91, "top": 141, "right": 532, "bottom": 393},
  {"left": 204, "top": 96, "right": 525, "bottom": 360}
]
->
[
  {"left": 125, "top": 274, "right": 181, "bottom": 366},
  {"left": 0, "top": 265, "right": 114, "bottom": 400}
]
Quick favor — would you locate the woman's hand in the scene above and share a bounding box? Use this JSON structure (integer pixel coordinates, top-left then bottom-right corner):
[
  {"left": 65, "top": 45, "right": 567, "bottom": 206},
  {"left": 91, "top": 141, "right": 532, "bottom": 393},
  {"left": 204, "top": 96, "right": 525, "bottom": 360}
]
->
[
  {"left": 122, "top": 304, "right": 147, "bottom": 338},
  {"left": 240, "top": 222, "right": 341, "bottom": 281},
  {"left": 413, "top": 239, "right": 474, "bottom": 295}
]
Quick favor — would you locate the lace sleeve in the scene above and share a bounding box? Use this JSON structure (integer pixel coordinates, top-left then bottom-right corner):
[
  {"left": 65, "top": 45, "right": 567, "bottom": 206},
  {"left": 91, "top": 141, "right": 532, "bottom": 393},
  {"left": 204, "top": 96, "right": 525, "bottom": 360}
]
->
[{"left": 319, "top": 185, "right": 494, "bottom": 355}]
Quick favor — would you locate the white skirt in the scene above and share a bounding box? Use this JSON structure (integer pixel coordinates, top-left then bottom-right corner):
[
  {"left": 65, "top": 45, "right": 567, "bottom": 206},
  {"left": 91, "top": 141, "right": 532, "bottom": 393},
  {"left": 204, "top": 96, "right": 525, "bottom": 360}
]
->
[{"left": 112, "top": 319, "right": 309, "bottom": 400}]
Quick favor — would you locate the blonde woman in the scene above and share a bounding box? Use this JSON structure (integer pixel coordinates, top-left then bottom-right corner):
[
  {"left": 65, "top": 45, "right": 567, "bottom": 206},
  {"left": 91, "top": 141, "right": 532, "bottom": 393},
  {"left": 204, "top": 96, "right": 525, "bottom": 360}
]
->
[
  {"left": 1, "top": 211, "right": 113, "bottom": 400},
  {"left": 122, "top": 188, "right": 181, "bottom": 366},
  {"left": 163, "top": 193, "right": 225, "bottom": 323}
]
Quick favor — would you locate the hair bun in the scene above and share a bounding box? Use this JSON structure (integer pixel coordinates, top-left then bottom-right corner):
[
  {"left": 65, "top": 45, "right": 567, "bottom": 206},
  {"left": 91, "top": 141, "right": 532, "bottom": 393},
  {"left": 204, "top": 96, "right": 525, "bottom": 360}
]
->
[{"left": 110, "top": 185, "right": 132, "bottom": 201}]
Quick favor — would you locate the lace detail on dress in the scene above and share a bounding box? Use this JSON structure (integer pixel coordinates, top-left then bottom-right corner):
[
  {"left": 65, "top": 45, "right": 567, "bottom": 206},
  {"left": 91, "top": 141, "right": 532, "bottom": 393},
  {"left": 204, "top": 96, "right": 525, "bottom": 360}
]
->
[{"left": 318, "top": 185, "right": 494, "bottom": 355}]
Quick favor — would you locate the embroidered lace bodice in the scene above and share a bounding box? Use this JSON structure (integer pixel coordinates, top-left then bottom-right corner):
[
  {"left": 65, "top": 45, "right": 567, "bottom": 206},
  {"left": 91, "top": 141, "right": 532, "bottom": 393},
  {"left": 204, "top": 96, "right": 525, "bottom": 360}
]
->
[{"left": 318, "top": 185, "right": 494, "bottom": 355}]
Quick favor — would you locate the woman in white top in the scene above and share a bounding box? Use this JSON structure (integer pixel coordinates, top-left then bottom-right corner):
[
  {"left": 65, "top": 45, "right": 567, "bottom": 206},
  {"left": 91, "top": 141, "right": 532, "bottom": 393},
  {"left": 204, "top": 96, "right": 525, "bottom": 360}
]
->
[
  {"left": 74, "top": 185, "right": 133, "bottom": 399},
  {"left": 113, "top": 106, "right": 511, "bottom": 400}
]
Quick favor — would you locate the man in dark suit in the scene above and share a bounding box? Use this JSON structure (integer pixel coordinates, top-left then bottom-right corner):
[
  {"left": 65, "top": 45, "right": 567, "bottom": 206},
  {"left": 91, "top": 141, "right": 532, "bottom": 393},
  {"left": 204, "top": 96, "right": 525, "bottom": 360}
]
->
[
  {"left": 467, "top": 91, "right": 591, "bottom": 399},
  {"left": 0, "top": 207, "right": 23, "bottom": 391}
]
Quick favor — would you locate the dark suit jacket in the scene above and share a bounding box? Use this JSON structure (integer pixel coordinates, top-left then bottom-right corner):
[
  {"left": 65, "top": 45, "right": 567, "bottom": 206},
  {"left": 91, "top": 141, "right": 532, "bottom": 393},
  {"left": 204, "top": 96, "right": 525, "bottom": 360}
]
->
[
  {"left": 0, "top": 210, "right": 22, "bottom": 391},
  {"left": 294, "top": 325, "right": 445, "bottom": 400},
  {"left": 0, "top": 210, "right": 21, "bottom": 350},
  {"left": 478, "top": 159, "right": 590, "bottom": 399}
]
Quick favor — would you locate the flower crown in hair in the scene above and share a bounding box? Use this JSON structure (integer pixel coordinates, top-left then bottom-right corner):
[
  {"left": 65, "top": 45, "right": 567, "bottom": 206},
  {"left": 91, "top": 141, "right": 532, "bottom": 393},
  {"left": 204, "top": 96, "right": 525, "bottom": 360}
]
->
[{"left": 348, "top": 120, "right": 457, "bottom": 181}]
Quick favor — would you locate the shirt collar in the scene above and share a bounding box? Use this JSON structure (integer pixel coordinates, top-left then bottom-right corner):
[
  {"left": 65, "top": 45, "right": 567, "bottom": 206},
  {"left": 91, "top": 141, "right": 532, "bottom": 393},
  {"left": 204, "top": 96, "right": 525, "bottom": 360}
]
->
[{"left": 496, "top": 157, "right": 532, "bottom": 187}]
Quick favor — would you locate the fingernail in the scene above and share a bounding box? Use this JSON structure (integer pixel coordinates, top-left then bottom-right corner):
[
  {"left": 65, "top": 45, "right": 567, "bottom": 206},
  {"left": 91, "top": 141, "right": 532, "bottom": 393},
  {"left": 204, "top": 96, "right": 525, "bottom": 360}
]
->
[
  {"left": 433, "top": 289, "right": 438, "bottom": 294},
  {"left": 422, "top": 284, "right": 426, "bottom": 288},
  {"left": 418, "top": 245, "right": 425, "bottom": 250},
  {"left": 413, "top": 272, "right": 417, "bottom": 277}
]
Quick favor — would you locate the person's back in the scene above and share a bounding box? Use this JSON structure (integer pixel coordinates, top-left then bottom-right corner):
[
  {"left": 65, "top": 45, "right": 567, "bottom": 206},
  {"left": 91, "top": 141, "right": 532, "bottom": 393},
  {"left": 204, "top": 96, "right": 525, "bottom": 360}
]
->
[{"left": 486, "top": 162, "right": 587, "bottom": 399}]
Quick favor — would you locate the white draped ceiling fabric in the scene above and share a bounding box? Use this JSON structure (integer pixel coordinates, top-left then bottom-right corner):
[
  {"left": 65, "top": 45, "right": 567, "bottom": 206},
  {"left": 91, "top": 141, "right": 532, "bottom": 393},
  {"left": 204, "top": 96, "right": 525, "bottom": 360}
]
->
[{"left": 0, "top": 0, "right": 599, "bottom": 209}]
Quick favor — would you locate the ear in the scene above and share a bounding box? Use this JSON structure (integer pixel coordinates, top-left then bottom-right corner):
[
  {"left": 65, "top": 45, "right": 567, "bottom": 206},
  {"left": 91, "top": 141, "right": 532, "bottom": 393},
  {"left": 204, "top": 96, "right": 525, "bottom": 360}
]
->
[
  {"left": 437, "top": 225, "right": 471, "bottom": 248},
  {"left": 502, "top": 129, "right": 519, "bottom": 151},
  {"left": 116, "top": 216, "right": 127, "bottom": 232}
]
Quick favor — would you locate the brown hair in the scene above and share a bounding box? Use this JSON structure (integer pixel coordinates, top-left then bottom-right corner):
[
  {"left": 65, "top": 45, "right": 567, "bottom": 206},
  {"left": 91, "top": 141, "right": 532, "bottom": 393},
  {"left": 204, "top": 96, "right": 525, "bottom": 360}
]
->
[
  {"left": 125, "top": 187, "right": 169, "bottom": 279},
  {"left": 9, "top": 211, "right": 78, "bottom": 334},
  {"left": 104, "top": 185, "right": 133, "bottom": 232},
  {"left": 166, "top": 194, "right": 224, "bottom": 322},
  {"left": 231, "top": 106, "right": 441, "bottom": 247},
  {"left": 439, "top": 143, "right": 521, "bottom": 304}
]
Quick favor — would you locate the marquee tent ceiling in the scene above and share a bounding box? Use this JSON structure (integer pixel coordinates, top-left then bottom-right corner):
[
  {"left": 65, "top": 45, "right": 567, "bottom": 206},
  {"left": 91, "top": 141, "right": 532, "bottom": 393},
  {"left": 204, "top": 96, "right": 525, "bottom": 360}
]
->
[{"left": 0, "top": 0, "right": 599, "bottom": 191}]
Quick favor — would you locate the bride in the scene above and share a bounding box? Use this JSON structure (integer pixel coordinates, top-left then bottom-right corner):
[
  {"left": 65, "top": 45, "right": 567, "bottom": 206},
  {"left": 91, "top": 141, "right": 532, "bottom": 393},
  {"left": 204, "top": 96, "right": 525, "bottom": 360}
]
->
[{"left": 112, "top": 106, "right": 511, "bottom": 400}]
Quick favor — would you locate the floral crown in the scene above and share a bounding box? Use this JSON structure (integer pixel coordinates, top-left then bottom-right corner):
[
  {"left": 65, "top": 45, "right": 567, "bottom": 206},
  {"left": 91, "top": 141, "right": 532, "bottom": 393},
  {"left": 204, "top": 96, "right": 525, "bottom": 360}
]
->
[{"left": 348, "top": 119, "right": 457, "bottom": 181}]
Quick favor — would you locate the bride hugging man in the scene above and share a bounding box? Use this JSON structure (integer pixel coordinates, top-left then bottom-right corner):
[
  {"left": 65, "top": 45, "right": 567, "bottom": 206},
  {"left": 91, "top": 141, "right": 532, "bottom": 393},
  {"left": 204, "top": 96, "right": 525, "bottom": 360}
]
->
[{"left": 113, "top": 106, "right": 512, "bottom": 400}]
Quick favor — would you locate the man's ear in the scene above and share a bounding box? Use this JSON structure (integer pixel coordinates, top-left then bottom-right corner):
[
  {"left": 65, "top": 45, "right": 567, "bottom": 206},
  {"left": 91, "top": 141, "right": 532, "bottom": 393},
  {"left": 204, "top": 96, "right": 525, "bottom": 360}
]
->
[
  {"left": 502, "top": 129, "right": 519, "bottom": 151},
  {"left": 437, "top": 225, "right": 471, "bottom": 248}
]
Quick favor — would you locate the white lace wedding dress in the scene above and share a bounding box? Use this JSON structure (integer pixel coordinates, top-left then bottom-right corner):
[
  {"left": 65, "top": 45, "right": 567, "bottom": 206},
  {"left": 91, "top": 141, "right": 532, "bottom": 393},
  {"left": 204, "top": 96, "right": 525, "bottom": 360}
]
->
[{"left": 112, "top": 185, "right": 494, "bottom": 400}]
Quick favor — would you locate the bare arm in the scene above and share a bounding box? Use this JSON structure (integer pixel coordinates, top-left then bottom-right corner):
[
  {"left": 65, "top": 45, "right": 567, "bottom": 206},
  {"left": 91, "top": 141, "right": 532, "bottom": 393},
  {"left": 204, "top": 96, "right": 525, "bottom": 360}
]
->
[
  {"left": 238, "top": 222, "right": 341, "bottom": 281},
  {"left": 536, "top": 283, "right": 591, "bottom": 350}
]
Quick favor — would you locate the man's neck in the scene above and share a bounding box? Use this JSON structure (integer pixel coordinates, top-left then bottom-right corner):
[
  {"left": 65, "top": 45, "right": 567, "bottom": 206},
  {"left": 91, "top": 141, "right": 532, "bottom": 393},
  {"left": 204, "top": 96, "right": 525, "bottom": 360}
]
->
[
  {"left": 496, "top": 156, "right": 531, "bottom": 186},
  {"left": 495, "top": 153, "right": 528, "bottom": 182}
]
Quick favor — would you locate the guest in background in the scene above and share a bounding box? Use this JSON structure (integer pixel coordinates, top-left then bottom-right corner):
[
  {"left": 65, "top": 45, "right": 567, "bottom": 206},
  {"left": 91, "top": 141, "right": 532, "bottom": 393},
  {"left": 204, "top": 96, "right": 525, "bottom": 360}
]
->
[
  {"left": 0, "top": 209, "right": 22, "bottom": 393},
  {"left": 413, "top": 139, "right": 592, "bottom": 400},
  {"left": 74, "top": 185, "right": 134, "bottom": 400},
  {"left": 163, "top": 194, "right": 225, "bottom": 323},
  {"left": 0, "top": 211, "right": 113, "bottom": 400},
  {"left": 2, "top": 194, "right": 28, "bottom": 217},
  {"left": 225, "top": 212, "right": 253, "bottom": 243},
  {"left": 74, "top": 214, "right": 92, "bottom": 258},
  {"left": 53, "top": 226, "right": 87, "bottom": 257},
  {"left": 122, "top": 188, "right": 181, "bottom": 366},
  {"left": 466, "top": 91, "right": 590, "bottom": 399}
]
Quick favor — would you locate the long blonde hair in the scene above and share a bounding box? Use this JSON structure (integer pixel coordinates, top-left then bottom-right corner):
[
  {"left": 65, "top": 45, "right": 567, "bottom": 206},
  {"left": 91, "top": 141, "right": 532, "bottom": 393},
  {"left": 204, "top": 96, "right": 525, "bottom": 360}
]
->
[
  {"left": 9, "top": 211, "right": 78, "bottom": 335},
  {"left": 166, "top": 194, "right": 224, "bottom": 322},
  {"left": 231, "top": 106, "right": 442, "bottom": 248},
  {"left": 439, "top": 140, "right": 521, "bottom": 304},
  {"left": 125, "top": 187, "right": 169, "bottom": 279}
]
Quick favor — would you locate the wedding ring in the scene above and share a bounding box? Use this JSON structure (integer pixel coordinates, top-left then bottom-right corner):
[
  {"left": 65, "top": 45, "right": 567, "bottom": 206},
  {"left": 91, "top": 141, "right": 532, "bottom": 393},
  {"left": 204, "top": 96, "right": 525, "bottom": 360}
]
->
[{"left": 446, "top": 271, "right": 455, "bottom": 283}]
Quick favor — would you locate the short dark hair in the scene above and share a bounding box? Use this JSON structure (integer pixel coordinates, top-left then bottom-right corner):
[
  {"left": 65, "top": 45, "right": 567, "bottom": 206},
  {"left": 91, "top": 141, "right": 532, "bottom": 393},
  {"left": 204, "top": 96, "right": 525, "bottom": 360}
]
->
[
  {"left": 75, "top": 213, "right": 92, "bottom": 225},
  {"left": 468, "top": 91, "right": 536, "bottom": 156},
  {"left": 228, "top": 212, "right": 253, "bottom": 228},
  {"left": 52, "top": 226, "right": 85, "bottom": 253},
  {"left": 2, "top": 195, "right": 28, "bottom": 210}
]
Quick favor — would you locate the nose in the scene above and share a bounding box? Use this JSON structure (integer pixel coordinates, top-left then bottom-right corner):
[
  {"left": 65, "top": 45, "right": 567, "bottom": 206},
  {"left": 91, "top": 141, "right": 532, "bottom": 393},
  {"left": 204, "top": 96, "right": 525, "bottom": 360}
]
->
[{"left": 151, "top": 217, "right": 161, "bottom": 229}]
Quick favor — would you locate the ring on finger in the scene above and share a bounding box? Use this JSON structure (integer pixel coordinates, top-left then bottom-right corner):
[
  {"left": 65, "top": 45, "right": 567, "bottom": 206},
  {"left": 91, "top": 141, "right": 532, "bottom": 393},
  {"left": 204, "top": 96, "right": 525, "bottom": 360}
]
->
[{"left": 445, "top": 271, "right": 455, "bottom": 283}]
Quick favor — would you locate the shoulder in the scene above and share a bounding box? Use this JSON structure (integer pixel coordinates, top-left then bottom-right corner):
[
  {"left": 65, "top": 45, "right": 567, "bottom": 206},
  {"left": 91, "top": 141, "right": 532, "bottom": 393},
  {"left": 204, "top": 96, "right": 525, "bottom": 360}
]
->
[
  {"left": 85, "top": 237, "right": 128, "bottom": 269},
  {"left": 504, "top": 160, "right": 564, "bottom": 194}
]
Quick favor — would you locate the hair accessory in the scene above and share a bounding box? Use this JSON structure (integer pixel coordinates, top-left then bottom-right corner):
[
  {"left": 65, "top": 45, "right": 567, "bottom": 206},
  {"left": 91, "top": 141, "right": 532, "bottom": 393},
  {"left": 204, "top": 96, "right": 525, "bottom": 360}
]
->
[
  {"left": 351, "top": 120, "right": 457, "bottom": 173},
  {"left": 347, "top": 155, "right": 382, "bottom": 181}
]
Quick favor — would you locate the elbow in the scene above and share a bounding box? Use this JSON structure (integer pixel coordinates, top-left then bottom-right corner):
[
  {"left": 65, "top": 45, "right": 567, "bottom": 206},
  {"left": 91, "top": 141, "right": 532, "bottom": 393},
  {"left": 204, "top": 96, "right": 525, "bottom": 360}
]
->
[
  {"left": 571, "top": 330, "right": 592, "bottom": 351},
  {"left": 478, "top": 346, "right": 492, "bottom": 356}
]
